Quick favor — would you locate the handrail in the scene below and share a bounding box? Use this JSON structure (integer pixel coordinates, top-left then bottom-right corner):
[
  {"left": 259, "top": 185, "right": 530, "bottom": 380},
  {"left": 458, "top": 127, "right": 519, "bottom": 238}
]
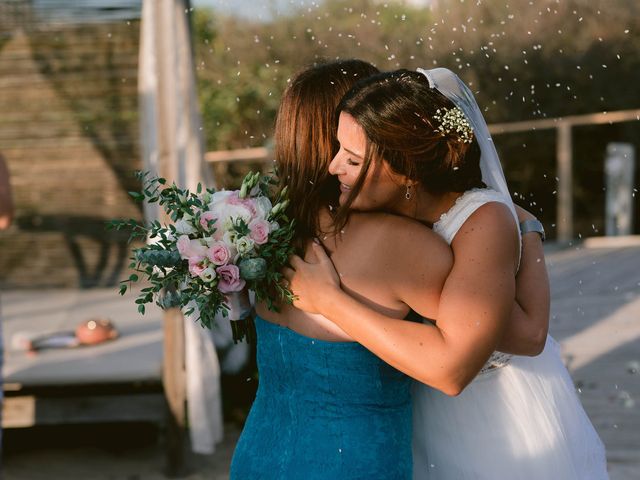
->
[{"left": 205, "top": 109, "right": 640, "bottom": 241}]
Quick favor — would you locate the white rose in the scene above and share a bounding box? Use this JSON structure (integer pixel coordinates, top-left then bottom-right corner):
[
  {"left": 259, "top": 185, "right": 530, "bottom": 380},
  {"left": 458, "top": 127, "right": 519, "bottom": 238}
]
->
[
  {"left": 209, "top": 199, "right": 253, "bottom": 231},
  {"left": 222, "top": 231, "right": 240, "bottom": 262},
  {"left": 174, "top": 217, "right": 196, "bottom": 235},
  {"left": 222, "top": 230, "right": 237, "bottom": 245},
  {"left": 235, "top": 236, "right": 256, "bottom": 257},
  {"left": 208, "top": 190, "right": 234, "bottom": 209},
  {"left": 254, "top": 196, "right": 273, "bottom": 220},
  {"left": 199, "top": 266, "right": 217, "bottom": 283}
]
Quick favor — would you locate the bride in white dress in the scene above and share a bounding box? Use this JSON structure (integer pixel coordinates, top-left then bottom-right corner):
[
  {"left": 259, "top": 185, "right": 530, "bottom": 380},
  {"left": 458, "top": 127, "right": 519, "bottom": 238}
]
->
[
  {"left": 286, "top": 67, "right": 608, "bottom": 479},
  {"left": 415, "top": 187, "right": 606, "bottom": 479}
]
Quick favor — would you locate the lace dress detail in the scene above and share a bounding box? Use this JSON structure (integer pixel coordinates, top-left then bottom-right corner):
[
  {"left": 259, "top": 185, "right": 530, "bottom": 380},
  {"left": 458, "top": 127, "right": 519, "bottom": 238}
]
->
[
  {"left": 433, "top": 188, "right": 519, "bottom": 374},
  {"left": 433, "top": 187, "right": 517, "bottom": 246}
]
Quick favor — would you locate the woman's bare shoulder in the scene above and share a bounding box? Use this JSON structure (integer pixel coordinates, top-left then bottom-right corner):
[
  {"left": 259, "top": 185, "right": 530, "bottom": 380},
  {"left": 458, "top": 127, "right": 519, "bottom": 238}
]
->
[
  {"left": 454, "top": 201, "right": 518, "bottom": 249},
  {"left": 347, "top": 212, "right": 452, "bottom": 317},
  {"left": 349, "top": 211, "right": 445, "bottom": 244}
]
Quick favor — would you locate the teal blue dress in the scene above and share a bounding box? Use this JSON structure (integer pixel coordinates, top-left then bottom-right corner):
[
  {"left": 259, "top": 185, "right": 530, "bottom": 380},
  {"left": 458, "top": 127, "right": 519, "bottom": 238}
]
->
[{"left": 230, "top": 315, "right": 412, "bottom": 479}]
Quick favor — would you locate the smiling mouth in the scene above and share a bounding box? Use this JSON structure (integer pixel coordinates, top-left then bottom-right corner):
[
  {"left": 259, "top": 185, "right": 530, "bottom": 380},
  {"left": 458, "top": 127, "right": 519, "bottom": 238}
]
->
[{"left": 340, "top": 183, "right": 351, "bottom": 192}]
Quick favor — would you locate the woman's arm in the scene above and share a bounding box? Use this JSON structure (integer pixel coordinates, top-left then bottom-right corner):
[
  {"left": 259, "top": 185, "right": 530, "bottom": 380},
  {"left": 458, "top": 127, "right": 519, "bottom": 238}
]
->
[
  {"left": 496, "top": 205, "right": 550, "bottom": 356},
  {"left": 286, "top": 204, "right": 518, "bottom": 395}
]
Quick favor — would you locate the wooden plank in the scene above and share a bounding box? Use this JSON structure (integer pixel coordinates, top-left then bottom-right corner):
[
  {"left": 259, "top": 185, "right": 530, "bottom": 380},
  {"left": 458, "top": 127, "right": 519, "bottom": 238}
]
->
[
  {"left": 2, "top": 393, "right": 166, "bottom": 428},
  {"left": 545, "top": 245, "right": 640, "bottom": 473},
  {"left": 0, "top": 135, "right": 137, "bottom": 150},
  {"left": 1, "top": 289, "right": 163, "bottom": 386},
  {"left": 583, "top": 235, "right": 640, "bottom": 248},
  {"left": 162, "top": 308, "right": 186, "bottom": 427},
  {"left": 204, "top": 147, "right": 270, "bottom": 163},
  {"left": 162, "top": 308, "right": 186, "bottom": 475},
  {"left": 2, "top": 395, "right": 35, "bottom": 428}
]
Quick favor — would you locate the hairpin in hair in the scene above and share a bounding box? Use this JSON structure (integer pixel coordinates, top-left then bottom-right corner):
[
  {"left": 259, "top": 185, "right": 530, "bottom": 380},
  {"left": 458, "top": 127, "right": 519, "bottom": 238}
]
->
[{"left": 433, "top": 106, "right": 474, "bottom": 144}]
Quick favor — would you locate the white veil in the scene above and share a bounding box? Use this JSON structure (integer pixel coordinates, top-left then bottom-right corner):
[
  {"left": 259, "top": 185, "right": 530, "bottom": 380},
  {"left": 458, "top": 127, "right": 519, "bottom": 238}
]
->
[{"left": 417, "top": 68, "right": 517, "bottom": 219}]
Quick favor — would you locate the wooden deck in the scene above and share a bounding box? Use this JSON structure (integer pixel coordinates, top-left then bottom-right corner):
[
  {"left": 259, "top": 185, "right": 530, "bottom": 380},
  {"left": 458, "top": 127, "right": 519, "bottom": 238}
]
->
[
  {"left": 1, "top": 288, "right": 165, "bottom": 430},
  {"left": 2, "top": 241, "right": 640, "bottom": 478},
  {"left": 545, "top": 241, "right": 640, "bottom": 476}
]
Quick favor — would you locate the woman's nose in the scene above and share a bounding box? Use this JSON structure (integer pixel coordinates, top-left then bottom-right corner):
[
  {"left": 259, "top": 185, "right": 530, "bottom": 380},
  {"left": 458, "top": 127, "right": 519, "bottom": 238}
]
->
[{"left": 329, "top": 153, "right": 342, "bottom": 175}]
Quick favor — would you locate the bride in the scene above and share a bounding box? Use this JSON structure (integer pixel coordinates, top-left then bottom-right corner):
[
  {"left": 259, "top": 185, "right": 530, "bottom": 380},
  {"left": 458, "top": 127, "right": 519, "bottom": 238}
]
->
[{"left": 287, "top": 67, "right": 608, "bottom": 479}]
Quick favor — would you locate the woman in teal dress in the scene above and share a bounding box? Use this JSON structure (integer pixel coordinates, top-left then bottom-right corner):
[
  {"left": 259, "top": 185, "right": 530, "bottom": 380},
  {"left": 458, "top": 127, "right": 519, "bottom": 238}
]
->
[
  {"left": 229, "top": 60, "right": 454, "bottom": 479},
  {"left": 230, "top": 316, "right": 413, "bottom": 479}
]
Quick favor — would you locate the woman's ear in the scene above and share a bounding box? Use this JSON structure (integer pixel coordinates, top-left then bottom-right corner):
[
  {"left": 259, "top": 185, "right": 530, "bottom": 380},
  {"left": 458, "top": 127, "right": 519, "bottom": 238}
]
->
[{"left": 379, "top": 160, "right": 410, "bottom": 186}]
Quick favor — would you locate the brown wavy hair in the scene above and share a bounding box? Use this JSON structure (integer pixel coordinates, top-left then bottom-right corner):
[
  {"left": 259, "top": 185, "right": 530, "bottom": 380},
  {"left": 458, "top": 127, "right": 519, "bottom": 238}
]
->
[
  {"left": 274, "top": 60, "right": 380, "bottom": 250},
  {"left": 333, "top": 69, "right": 484, "bottom": 230}
]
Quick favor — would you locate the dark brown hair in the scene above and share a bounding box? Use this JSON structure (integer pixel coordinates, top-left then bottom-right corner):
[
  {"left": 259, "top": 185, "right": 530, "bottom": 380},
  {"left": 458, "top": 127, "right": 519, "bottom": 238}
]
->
[
  {"left": 274, "top": 59, "right": 379, "bottom": 249},
  {"left": 333, "top": 69, "right": 484, "bottom": 229}
]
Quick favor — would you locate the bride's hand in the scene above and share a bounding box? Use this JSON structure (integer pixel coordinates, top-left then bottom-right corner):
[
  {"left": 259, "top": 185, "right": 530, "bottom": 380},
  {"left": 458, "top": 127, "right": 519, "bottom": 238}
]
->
[{"left": 283, "top": 240, "right": 341, "bottom": 315}]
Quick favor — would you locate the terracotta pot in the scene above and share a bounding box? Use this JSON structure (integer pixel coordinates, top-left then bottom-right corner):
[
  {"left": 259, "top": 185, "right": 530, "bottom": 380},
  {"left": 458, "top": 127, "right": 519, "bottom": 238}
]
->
[{"left": 75, "top": 318, "right": 119, "bottom": 345}]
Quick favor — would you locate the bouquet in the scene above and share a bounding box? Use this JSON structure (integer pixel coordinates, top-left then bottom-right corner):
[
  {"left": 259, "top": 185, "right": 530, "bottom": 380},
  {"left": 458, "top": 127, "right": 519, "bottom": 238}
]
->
[{"left": 107, "top": 171, "right": 296, "bottom": 342}]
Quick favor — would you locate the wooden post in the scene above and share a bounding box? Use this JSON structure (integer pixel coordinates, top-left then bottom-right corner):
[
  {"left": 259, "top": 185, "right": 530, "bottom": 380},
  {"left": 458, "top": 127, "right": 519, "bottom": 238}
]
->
[
  {"left": 556, "top": 122, "right": 573, "bottom": 242},
  {"left": 140, "top": 0, "right": 206, "bottom": 472},
  {"left": 162, "top": 307, "right": 186, "bottom": 477}
]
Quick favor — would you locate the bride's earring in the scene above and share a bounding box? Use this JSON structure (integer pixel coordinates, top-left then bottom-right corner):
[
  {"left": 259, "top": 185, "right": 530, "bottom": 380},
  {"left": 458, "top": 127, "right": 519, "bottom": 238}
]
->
[{"left": 405, "top": 185, "right": 412, "bottom": 200}]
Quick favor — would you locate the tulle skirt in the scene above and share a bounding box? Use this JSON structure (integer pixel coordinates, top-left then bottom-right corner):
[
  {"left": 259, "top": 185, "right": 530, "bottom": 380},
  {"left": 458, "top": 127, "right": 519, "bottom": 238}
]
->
[{"left": 412, "top": 336, "right": 608, "bottom": 479}]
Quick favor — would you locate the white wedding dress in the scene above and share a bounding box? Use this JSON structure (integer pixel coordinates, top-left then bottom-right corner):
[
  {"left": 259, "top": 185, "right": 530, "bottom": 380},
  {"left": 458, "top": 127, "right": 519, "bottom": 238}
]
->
[{"left": 411, "top": 188, "right": 609, "bottom": 479}]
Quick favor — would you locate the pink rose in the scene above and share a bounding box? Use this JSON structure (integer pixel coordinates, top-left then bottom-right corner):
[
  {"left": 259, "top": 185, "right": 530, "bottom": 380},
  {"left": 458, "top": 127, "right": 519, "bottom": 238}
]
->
[
  {"left": 177, "top": 235, "right": 191, "bottom": 258},
  {"left": 228, "top": 193, "right": 258, "bottom": 217},
  {"left": 177, "top": 235, "right": 207, "bottom": 261},
  {"left": 216, "top": 264, "right": 246, "bottom": 293},
  {"left": 188, "top": 259, "right": 207, "bottom": 277},
  {"left": 248, "top": 219, "right": 270, "bottom": 245},
  {"left": 208, "top": 191, "right": 255, "bottom": 236},
  {"left": 199, "top": 211, "right": 218, "bottom": 231},
  {"left": 207, "top": 241, "right": 231, "bottom": 266}
]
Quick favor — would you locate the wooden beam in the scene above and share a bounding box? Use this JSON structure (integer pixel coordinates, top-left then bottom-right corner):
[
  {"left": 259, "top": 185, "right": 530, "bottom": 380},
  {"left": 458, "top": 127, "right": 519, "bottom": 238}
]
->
[
  {"left": 3, "top": 393, "right": 166, "bottom": 429},
  {"left": 489, "top": 109, "right": 640, "bottom": 135},
  {"left": 204, "top": 147, "right": 270, "bottom": 163}
]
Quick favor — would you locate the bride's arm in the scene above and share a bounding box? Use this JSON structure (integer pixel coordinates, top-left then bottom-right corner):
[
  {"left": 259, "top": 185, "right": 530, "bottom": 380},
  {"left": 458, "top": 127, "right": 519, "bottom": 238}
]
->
[
  {"left": 286, "top": 204, "right": 518, "bottom": 396},
  {"left": 496, "top": 205, "right": 550, "bottom": 356}
]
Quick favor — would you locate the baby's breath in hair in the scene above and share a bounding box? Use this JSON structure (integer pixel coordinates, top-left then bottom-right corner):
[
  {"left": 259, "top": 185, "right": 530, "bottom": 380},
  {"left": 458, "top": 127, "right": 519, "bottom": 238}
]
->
[{"left": 433, "top": 106, "right": 474, "bottom": 144}]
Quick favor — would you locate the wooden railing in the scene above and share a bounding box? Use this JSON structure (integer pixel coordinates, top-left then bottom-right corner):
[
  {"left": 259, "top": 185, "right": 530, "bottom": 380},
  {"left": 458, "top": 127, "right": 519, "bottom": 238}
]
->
[
  {"left": 204, "top": 147, "right": 270, "bottom": 164},
  {"left": 489, "top": 109, "right": 640, "bottom": 241},
  {"left": 205, "top": 109, "right": 640, "bottom": 241}
]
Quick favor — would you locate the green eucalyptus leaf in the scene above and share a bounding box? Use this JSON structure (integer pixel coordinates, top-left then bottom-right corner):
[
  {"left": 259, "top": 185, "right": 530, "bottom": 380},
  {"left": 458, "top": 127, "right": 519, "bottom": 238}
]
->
[{"left": 239, "top": 257, "right": 267, "bottom": 281}]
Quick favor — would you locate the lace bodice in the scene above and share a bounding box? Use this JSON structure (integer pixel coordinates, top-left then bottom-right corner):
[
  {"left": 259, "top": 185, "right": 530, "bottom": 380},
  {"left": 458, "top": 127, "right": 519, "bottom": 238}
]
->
[
  {"left": 433, "top": 187, "right": 517, "bottom": 245},
  {"left": 433, "top": 188, "right": 517, "bottom": 374}
]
